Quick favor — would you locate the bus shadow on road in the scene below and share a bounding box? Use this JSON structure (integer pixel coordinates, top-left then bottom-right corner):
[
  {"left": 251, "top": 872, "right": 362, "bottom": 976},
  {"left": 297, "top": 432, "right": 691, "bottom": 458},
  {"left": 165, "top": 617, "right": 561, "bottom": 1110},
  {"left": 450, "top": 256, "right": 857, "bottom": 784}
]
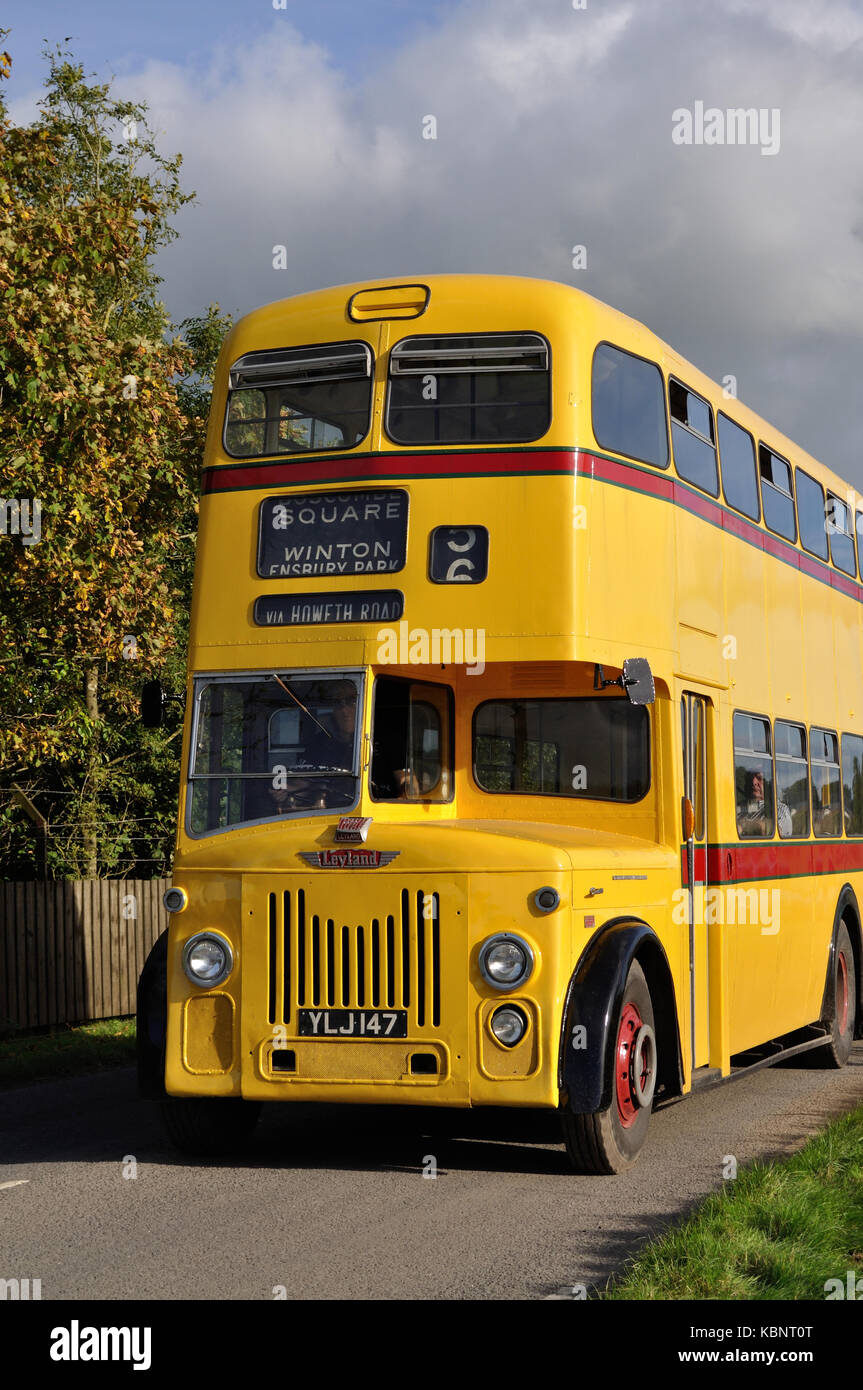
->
[
  {"left": 0, "top": 1070, "right": 591, "bottom": 1176},
  {"left": 141, "top": 1102, "right": 579, "bottom": 1177}
]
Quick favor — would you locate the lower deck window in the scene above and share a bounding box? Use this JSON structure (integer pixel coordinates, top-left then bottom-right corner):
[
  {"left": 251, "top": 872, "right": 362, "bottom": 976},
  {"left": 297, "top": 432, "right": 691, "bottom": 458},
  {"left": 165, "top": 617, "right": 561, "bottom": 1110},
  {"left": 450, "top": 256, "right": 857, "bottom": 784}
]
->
[
  {"left": 811, "top": 728, "right": 841, "bottom": 837},
  {"left": 370, "top": 677, "right": 453, "bottom": 802},
  {"left": 188, "top": 672, "right": 363, "bottom": 833},
  {"left": 473, "top": 697, "right": 649, "bottom": 801},
  {"left": 734, "top": 712, "right": 775, "bottom": 838}
]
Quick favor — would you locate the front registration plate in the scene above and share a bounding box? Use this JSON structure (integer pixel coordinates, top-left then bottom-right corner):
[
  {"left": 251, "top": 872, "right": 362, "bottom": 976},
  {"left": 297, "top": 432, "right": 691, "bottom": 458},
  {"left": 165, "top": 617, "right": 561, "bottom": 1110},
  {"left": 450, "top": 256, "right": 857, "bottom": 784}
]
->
[{"left": 298, "top": 1009, "right": 408, "bottom": 1038}]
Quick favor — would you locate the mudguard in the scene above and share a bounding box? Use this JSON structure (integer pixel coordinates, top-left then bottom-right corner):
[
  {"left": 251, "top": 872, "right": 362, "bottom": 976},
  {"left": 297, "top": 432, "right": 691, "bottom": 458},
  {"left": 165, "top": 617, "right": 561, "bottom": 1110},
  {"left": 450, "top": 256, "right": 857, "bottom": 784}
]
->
[
  {"left": 136, "top": 930, "right": 168, "bottom": 1097},
  {"left": 559, "top": 917, "right": 682, "bottom": 1114}
]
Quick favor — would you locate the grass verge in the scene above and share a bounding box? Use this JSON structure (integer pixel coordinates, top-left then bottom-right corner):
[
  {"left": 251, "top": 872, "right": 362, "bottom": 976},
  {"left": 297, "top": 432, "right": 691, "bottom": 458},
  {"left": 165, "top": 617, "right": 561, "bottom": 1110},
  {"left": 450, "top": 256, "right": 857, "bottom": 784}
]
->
[
  {"left": 603, "top": 1103, "right": 863, "bottom": 1299},
  {"left": 0, "top": 1017, "right": 136, "bottom": 1090}
]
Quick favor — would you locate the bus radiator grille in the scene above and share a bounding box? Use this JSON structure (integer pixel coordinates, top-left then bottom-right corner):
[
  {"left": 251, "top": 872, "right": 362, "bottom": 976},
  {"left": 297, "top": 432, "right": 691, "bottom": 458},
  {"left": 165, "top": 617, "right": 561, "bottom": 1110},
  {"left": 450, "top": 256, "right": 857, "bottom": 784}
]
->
[{"left": 266, "top": 888, "right": 441, "bottom": 1030}]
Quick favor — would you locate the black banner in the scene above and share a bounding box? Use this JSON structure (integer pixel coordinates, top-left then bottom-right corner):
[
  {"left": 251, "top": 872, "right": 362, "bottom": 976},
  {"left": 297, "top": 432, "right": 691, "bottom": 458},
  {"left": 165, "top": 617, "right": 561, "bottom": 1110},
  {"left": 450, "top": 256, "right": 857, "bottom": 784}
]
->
[
  {"left": 258, "top": 489, "right": 408, "bottom": 578},
  {"left": 253, "top": 590, "right": 404, "bottom": 626}
]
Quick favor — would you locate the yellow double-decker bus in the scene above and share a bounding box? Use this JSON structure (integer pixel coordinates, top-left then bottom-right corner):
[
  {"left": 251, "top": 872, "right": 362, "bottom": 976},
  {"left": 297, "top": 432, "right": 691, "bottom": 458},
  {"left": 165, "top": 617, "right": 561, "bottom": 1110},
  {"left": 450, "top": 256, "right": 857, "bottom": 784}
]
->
[{"left": 138, "top": 275, "right": 860, "bottom": 1173}]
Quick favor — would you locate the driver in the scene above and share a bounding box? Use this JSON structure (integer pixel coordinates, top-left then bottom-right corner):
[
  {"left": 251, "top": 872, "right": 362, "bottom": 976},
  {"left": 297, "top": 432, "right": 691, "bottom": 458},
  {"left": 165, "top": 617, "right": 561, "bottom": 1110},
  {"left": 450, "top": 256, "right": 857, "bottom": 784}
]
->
[
  {"left": 299, "top": 681, "right": 357, "bottom": 772},
  {"left": 267, "top": 682, "right": 358, "bottom": 813}
]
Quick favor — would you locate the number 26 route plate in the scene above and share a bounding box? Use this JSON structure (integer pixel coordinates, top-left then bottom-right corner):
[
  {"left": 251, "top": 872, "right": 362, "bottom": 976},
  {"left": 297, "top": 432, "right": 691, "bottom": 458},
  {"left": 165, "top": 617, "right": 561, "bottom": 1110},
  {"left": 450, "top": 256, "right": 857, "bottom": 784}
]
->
[{"left": 298, "top": 1009, "right": 408, "bottom": 1038}]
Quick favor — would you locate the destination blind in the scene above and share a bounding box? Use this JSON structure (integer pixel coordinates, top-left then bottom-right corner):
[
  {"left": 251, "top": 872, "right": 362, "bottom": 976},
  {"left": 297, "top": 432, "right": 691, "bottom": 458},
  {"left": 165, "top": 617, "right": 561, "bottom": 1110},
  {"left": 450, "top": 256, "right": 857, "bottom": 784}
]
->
[
  {"left": 258, "top": 488, "right": 408, "bottom": 578},
  {"left": 253, "top": 590, "right": 404, "bottom": 626}
]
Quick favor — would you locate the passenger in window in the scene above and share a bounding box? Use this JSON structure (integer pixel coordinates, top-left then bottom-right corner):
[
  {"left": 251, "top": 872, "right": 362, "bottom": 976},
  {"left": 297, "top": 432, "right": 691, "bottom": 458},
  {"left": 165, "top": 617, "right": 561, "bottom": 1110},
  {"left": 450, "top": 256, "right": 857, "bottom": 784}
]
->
[
  {"left": 738, "top": 770, "right": 791, "bottom": 837},
  {"left": 813, "top": 795, "right": 841, "bottom": 837}
]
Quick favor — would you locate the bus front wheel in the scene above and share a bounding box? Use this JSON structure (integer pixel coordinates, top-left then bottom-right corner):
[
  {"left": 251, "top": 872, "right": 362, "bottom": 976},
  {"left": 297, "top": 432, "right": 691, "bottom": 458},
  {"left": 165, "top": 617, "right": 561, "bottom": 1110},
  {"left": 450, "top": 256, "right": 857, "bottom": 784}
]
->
[
  {"left": 815, "top": 921, "right": 857, "bottom": 1069},
  {"left": 159, "top": 1097, "right": 262, "bottom": 1156},
  {"left": 561, "top": 960, "right": 656, "bottom": 1175}
]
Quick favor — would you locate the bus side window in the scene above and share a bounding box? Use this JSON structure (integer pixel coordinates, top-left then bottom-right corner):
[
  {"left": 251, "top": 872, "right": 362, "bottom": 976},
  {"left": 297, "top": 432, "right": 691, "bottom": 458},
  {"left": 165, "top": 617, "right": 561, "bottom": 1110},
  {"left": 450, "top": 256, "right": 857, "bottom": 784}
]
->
[
  {"left": 774, "top": 720, "right": 808, "bottom": 838},
  {"left": 669, "top": 379, "right": 719, "bottom": 497},
  {"left": 827, "top": 494, "right": 856, "bottom": 577},
  {"left": 841, "top": 733, "right": 863, "bottom": 834},
  {"left": 733, "top": 712, "right": 775, "bottom": 838},
  {"left": 811, "top": 728, "right": 841, "bottom": 837},
  {"left": 717, "top": 412, "right": 759, "bottom": 521},
  {"left": 591, "top": 342, "right": 669, "bottom": 469},
  {"left": 796, "top": 468, "right": 828, "bottom": 560},
  {"left": 759, "top": 445, "right": 796, "bottom": 542}
]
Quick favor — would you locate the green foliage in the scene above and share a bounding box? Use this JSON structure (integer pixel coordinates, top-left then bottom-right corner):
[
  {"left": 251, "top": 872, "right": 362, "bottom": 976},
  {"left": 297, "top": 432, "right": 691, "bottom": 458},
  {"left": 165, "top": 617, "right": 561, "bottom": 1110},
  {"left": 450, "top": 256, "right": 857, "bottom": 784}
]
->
[
  {"left": 0, "top": 1015, "right": 136, "bottom": 1086},
  {"left": 603, "top": 1105, "right": 863, "bottom": 1300},
  {"left": 0, "top": 38, "right": 232, "bottom": 877}
]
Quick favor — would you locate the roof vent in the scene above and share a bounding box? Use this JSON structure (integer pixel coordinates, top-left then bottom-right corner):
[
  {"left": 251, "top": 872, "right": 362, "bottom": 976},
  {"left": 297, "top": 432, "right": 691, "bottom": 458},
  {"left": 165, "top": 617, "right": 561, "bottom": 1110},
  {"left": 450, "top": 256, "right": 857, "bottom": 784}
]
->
[{"left": 348, "top": 283, "right": 430, "bottom": 322}]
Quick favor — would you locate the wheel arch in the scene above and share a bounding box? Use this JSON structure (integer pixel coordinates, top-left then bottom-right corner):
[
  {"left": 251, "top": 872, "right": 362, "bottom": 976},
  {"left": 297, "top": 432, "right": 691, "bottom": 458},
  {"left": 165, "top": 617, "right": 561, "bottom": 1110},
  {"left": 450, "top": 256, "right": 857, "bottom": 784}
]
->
[{"left": 558, "top": 917, "right": 684, "bottom": 1115}]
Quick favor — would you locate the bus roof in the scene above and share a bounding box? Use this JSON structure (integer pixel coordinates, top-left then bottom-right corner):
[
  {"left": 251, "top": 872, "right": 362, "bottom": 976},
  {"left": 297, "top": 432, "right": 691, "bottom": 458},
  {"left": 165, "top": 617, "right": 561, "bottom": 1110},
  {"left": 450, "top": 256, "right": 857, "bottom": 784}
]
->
[{"left": 227, "top": 273, "right": 856, "bottom": 509}]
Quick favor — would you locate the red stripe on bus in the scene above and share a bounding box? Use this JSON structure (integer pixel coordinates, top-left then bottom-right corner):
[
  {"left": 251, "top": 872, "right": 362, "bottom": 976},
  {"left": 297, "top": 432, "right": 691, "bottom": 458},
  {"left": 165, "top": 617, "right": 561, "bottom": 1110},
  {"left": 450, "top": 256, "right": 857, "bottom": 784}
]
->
[
  {"left": 681, "top": 840, "right": 863, "bottom": 884},
  {"left": 201, "top": 449, "right": 578, "bottom": 493},
  {"left": 200, "top": 446, "right": 863, "bottom": 604}
]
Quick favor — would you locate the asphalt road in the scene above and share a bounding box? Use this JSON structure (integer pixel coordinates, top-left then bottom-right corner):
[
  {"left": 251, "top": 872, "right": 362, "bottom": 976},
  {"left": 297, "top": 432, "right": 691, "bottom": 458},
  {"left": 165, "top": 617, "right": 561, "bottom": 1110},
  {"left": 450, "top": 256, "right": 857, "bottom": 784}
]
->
[{"left": 2, "top": 1047, "right": 862, "bottom": 1301}]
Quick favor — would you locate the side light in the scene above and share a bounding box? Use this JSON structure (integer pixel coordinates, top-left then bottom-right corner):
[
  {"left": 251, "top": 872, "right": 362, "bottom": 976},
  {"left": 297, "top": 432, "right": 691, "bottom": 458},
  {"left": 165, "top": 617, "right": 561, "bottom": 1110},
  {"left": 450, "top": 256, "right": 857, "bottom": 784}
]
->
[
  {"left": 534, "top": 886, "right": 559, "bottom": 913},
  {"left": 489, "top": 1005, "right": 528, "bottom": 1048}
]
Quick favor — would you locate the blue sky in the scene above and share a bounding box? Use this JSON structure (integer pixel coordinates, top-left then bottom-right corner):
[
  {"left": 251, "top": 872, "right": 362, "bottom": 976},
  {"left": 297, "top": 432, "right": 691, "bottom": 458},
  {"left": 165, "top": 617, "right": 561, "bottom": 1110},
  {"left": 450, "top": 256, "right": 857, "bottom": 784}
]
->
[
  {"left": 1, "top": 1, "right": 460, "bottom": 90},
  {"left": 4, "top": 0, "right": 863, "bottom": 485}
]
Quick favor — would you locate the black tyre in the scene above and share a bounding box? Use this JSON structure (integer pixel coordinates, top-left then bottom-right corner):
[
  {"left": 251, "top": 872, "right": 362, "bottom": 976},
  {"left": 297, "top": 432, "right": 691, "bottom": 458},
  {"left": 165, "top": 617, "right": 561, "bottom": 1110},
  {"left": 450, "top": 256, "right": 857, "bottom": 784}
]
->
[
  {"left": 137, "top": 932, "right": 168, "bottom": 1097},
  {"left": 814, "top": 921, "right": 856, "bottom": 1069},
  {"left": 159, "top": 1097, "right": 262, "bottom": 1156},
  {"left": 561, "top": 960, "right": 656, "bottom": 1175}
]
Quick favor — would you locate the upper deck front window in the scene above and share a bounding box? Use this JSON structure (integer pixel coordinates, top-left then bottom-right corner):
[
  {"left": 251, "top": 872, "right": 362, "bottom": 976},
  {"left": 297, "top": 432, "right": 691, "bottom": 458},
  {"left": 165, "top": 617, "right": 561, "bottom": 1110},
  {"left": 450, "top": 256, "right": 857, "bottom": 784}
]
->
[
  {"left": 224, "top": 342, "right": 373, "bottom": 457},
  {"left": 386, "top": 332, "right": 550, "bottom": 445}
]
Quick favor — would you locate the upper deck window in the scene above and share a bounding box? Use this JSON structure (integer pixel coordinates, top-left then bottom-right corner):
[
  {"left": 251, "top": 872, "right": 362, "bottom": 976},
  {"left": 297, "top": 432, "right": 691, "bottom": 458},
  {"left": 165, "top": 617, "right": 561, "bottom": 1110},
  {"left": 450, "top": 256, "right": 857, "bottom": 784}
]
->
[
  {"left": 717, "top": 412, "right": 759, "bottom": 521},
  {"left": 224, "top": 341, "right": 373, "bottom": 457},
  {"left": 591, "top": 343, "right": 669, "bottom": 468},
  {"left": 759, "top": 444, "right": 796, "bottom": 542},
  {"left": 669, "top": 379, "right": 719, "bottom": 496},
  {"left": 827, "top": 493, "right": 856, "bottom": 577},
  {"left": 385, "top": 332, "right": 550, "bottom": 445},
  {"left": 796, "top": 468, "right": 828, "bottom": 560}
]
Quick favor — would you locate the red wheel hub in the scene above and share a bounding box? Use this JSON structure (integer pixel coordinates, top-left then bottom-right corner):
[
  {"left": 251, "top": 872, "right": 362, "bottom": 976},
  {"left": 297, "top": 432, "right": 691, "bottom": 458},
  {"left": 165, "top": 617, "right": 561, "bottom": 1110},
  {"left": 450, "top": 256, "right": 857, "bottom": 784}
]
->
[
  {"left": 615, "top": 1002, "right": 644, "bottom": 1128},
  {"left": 836, "top": 951, "right": 849, "bottom": 1036}
]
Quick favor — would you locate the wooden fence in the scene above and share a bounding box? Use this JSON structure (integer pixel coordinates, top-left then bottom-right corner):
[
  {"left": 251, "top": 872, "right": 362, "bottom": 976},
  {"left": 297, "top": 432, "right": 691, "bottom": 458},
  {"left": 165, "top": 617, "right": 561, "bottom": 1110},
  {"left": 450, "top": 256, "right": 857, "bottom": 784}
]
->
[{"left": 0, "top": 880, "right": 170, "bottom": 1032}]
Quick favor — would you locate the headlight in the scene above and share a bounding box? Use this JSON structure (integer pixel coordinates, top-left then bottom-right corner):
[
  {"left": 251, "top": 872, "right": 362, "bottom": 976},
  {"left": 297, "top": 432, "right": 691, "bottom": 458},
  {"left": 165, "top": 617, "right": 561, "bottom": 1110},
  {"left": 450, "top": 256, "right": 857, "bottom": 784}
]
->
[
  {"left": 478, "top": 933, "right": 534, "bottom": 991},
  {"left": 490, "top": 1005, "right": 527, "bottom": 1047},
  {"left": 182, "top": 932, "right": 233, "bottom": 988},
  {"left": 163, "top": 887, "right": 188, "bottom": 913}
]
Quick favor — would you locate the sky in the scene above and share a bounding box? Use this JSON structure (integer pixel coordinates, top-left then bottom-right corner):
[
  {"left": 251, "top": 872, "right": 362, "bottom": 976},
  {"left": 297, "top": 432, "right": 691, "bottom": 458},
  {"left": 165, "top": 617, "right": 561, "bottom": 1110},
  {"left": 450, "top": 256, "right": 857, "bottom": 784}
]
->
[{"left": 4, "top": 0, "right": 863, "bottom": 486}]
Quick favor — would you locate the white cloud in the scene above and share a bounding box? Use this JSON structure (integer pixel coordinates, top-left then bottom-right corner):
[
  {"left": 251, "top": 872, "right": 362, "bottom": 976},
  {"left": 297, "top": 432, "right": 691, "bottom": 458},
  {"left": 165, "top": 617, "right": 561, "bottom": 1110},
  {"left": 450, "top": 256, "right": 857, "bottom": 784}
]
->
[{"left": 16, "top": 0, "right": 863, "bottom": 481}]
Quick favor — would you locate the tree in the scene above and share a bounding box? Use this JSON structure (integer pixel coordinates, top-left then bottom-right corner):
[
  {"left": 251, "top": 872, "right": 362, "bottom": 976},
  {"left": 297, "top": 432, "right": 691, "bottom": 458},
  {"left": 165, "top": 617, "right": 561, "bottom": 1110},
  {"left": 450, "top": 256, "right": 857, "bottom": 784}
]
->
[{"left": 0, "top": 40, "right": 231, "bottom": 878}]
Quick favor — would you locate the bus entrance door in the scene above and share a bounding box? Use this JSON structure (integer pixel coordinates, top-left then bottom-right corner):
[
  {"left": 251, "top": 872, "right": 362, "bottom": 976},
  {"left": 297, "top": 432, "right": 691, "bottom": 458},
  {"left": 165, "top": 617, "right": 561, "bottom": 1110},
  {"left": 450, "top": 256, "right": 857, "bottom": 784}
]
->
[{"left": 681, "top": 692, "right": 711, "bottom": 1071}]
